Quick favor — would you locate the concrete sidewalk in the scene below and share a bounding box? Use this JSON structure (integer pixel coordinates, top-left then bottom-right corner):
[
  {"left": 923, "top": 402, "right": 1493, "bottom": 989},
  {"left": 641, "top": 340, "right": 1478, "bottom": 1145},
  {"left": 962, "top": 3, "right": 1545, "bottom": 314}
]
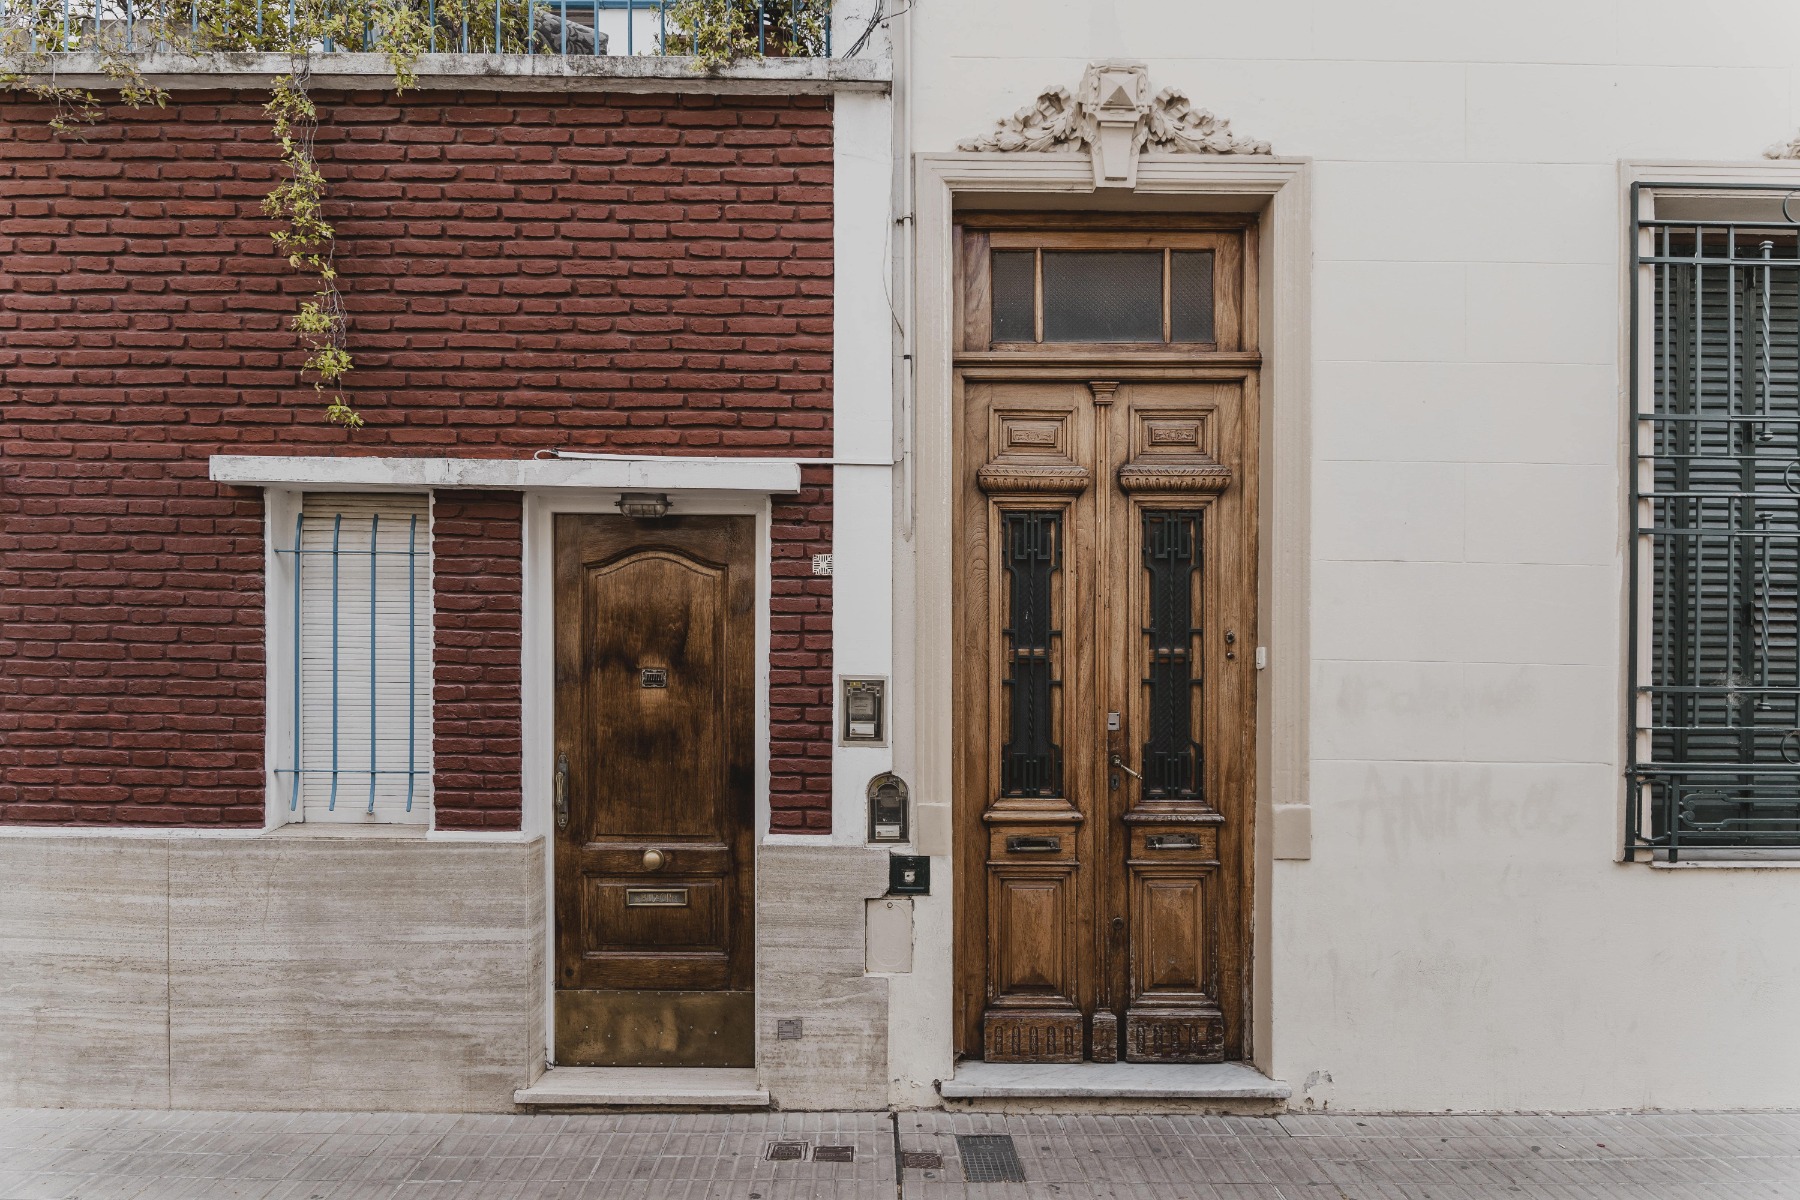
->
[{"left": 1, "top": 1106, "right": 1797, "bottom": 1199}]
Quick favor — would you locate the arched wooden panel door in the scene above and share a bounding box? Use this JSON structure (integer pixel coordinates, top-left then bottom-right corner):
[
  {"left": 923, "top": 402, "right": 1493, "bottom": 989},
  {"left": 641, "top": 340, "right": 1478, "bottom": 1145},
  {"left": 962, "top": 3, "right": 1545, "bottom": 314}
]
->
[
  {"left": 952, "top": 217, "right": 1259, "bottom": 1064},
  {"left": 553, "top": 514, "right": 755, "bottom": 1066}
]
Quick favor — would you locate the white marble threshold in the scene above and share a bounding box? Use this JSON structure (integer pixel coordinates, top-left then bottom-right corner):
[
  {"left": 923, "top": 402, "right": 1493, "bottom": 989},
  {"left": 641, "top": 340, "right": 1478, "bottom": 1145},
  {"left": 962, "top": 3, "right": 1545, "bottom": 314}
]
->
[
  {"left": 514, "top": 1067, "right": 769, "bottom": 1108},
  {"left": 939, "top": 1060, "right": 1291, "bottom": 1100}
]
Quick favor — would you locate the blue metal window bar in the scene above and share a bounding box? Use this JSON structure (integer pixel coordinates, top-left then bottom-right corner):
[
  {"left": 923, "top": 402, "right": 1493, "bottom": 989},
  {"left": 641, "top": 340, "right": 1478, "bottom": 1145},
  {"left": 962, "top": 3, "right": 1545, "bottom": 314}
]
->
[
  {"left": 273, "top": 507, "right": 428, "bottom": 817},
  {"left": 1628, "top": 183, "right": 1800, "bottom": 859},
  {"left": 0, "top": 0, "right": 831, "bottom": 58}
]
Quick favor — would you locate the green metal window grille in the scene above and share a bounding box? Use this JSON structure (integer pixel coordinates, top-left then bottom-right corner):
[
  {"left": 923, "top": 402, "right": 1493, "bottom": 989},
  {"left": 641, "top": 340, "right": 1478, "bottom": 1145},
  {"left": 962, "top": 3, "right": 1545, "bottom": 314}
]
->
[{"left": 1629, "top": 184, "right": 1800, "bottom": 858}]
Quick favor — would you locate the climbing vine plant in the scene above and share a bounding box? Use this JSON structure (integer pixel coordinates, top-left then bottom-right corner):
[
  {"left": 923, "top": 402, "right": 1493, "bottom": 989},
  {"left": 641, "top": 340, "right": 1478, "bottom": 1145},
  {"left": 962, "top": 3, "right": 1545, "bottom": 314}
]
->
[{"left": 0, "top": 0, "right": 832, "bottom": 425}]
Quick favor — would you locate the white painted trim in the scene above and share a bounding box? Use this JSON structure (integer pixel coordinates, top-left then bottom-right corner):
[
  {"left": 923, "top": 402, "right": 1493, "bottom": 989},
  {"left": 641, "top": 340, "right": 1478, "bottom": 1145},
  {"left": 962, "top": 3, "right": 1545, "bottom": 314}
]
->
[
  {"left": 425, "top": 829, "right": 534, "bottom": 843},
  {"left": 0, "top": 827, "right": 272, "bottom": 840},
  {"left": 210, "top": 454, "right": 805, "bottom": 494},
  {"left": 1650, "top": 861, "right": 1800, "bottom": 869},
  {"left": 24, "top": 51, "right": 891, "bottom": 95},
  {"left": 262, "top": 488, "right": 301, "bottom": 832},
  {"left": 889, "top": 152, "right": 1312, "bottom": 1106},
  {"left": 520, "top": 489, "right": 775, "bottom": 1069}
]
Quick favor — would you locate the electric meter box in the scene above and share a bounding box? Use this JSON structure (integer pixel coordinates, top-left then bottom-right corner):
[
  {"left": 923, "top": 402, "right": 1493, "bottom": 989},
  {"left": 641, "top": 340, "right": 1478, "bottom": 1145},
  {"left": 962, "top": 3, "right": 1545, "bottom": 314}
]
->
[{"left": 839, "top": 676, "right": 888, "bottom": 746}]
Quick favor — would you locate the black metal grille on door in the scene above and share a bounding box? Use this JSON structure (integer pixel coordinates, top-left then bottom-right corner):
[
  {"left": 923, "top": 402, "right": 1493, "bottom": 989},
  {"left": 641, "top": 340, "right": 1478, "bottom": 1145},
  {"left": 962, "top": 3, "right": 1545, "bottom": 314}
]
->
[
  {"left": 1142, "top": 511, "right": 1203, "bottom": 800},
  {"left": 1631, "top": 185, "right": 1800, "bottom": 857},
  {"left": 1000, "top": 511, "right": 1063, "bottom": 797}
]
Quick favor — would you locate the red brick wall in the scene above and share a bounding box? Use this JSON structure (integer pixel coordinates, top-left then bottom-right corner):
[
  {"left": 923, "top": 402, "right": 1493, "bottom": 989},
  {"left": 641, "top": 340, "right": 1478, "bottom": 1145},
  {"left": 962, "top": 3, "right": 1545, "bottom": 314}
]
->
[
  {"left": 0, "top": 88, "right": 835, "bottom": 830},
  {"left": 771, "top": 465, "right": 832, "bottom": 831},
  {"left": 430, "top": 491, "right": 524, "bottom": 831}
]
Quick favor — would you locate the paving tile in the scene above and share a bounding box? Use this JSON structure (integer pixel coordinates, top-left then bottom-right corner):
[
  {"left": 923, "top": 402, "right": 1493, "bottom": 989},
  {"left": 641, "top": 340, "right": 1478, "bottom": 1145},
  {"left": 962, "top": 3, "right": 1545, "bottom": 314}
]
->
[{"left": 3, "top": 1108, "right": 1799, "bottom": 1200}]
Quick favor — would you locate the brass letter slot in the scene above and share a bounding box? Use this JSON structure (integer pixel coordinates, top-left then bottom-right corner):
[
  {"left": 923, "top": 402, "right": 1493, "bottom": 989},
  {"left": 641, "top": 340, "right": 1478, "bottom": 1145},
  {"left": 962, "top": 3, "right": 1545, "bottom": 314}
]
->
[
  {"left": 1144, "top": 834, "right": 1201, "bottom": 851},
  {"left": 625, "top": 888, "right": 689, "bottom": 907},
  {"left": 1006, "top": 835, "right": 1062, "bottom": 854}
]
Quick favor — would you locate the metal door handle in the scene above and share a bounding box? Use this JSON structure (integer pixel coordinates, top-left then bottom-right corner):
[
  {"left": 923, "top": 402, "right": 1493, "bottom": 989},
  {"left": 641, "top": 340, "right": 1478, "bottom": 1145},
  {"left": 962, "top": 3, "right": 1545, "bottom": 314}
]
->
[
  {"left": 1109, "top": 752, "right": 1142, "bottom": 780},
  {"left": 554, "top": 753, "right": 569, "bottom": 831}
]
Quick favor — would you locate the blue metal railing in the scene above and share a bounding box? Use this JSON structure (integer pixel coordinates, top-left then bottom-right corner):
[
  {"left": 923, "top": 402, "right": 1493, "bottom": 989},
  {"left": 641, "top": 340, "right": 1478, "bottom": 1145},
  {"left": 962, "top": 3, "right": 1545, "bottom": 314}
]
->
[
  {"left": 273, "top": 510, "right": 428, "bottom": 816},
  {"left": 5, "top": 0, "right": 831, "bottom": 59}
]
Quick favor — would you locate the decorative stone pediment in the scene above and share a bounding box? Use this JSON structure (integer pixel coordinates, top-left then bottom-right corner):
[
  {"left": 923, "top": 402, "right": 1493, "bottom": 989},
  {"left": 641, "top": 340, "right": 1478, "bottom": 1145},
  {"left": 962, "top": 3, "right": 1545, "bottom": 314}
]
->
[{"left": 957, "top": 60, "right": 1272, "bottom": 189}]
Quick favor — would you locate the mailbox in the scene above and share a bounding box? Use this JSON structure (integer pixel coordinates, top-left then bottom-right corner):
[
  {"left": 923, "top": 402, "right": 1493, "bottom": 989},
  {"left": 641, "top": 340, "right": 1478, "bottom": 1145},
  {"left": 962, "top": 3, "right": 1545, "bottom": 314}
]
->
[{"left": 867, "top": 772, "right": 909, "bottom": 843}]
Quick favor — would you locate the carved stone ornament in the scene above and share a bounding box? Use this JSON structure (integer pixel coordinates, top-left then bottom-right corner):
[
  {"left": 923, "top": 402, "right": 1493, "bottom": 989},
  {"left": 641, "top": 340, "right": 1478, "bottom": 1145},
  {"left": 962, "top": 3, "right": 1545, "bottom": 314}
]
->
[
  {"left": 958, "top": 60, "right": 1272, "bottom": 189},
  {"left": 1766, "top": 132, "right": 1800, "bottom": 159}
]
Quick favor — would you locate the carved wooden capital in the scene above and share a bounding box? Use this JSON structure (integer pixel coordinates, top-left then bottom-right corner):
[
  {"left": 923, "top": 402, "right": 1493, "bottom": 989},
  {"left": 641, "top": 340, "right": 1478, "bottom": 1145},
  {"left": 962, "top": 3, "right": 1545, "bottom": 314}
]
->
[
  {"left": 1116, "top": 458, "right": 1233, "bottom": 494},
  {"left": 977, "top": 463, "right": 1094, "bottom": 494}
]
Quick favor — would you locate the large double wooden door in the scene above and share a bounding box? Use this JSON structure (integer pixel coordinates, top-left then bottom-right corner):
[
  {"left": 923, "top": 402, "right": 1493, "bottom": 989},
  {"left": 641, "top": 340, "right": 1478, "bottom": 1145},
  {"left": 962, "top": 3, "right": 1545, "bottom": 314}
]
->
[
  {"left": 553, "top": 514, "right": 756, "bottom": 1067},
  {"left": 953, "top": 217, "right": 1259, "bottom": 1064}
]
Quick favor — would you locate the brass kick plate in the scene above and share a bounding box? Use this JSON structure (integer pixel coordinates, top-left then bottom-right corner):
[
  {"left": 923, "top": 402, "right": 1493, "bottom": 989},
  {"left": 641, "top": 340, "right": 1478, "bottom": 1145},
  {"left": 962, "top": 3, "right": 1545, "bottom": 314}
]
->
[{"left": 556, "top": 989, "right": 754, "bottom": 1067}]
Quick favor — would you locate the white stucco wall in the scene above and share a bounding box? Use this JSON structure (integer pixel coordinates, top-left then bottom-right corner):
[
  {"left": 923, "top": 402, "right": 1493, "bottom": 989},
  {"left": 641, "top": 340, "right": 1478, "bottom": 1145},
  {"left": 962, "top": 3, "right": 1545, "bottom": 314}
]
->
[{"left": 900, "top": 0, "right": 1800, "bottom": 1110}]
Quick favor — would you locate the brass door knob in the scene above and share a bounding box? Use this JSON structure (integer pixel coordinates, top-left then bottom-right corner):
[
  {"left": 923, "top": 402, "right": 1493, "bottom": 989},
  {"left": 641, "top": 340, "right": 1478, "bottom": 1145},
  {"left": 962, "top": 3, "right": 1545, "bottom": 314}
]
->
[{"left": 642, "top": 848, "right": 667, "bottom": 871}]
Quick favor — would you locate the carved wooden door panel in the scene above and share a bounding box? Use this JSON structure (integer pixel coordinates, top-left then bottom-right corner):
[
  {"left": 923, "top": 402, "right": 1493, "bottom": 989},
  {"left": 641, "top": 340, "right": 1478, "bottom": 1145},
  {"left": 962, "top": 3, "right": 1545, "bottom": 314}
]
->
[
  {"left": 953, "top": 218, "right": 1258, "bottom": 1065},
  {"left": 553, "top": 514, "right": 755, "bottom": 1067}
]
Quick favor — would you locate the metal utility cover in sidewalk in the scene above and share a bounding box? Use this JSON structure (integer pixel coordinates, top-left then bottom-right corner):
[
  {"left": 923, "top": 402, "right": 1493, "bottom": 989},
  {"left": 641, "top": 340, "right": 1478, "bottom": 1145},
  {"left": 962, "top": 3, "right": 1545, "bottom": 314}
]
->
[{"left": 954, "top": 1134, "right": 1027, "bottom": 1182}]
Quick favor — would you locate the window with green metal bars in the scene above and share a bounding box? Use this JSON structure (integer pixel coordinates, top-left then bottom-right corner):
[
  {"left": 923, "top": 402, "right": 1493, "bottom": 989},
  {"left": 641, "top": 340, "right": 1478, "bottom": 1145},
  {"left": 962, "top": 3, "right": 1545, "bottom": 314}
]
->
[{"left": 1630, "top": 185, "right": 1800, "bottom": 859}]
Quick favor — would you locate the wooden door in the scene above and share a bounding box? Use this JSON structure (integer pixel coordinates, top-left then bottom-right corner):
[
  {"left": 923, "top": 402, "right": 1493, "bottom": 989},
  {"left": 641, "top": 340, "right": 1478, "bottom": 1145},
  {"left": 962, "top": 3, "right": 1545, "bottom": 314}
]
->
[
  {"left": 952, "top": 217, "right": 1259, "bottom": 1064},
  {"left": 553, "top": 514, "right": 756, "bottom": 1067}
]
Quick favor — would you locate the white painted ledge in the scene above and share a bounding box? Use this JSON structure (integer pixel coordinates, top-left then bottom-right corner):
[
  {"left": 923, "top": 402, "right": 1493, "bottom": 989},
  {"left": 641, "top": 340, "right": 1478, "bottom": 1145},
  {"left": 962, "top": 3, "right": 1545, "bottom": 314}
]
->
[
  {"left": 210, "top": 454, "right": 804, "bottom": 494},
  {"left": 7, "top": 51, "right": 890, "bottom": 95},
  {"left": 940, "top": 1060, "right": 1291, "bottom": 1101},
  {"left": 514, "top": 1067, "right": 768, "bottom": 1108}
]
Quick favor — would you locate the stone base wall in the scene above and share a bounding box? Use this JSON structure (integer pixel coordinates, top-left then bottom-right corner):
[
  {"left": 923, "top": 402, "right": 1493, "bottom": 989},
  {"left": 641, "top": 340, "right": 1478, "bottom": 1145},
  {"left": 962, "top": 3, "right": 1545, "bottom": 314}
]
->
[
  {"left": 755, "top": 844, "right": 890, "bottom": 1110},
  {"left": 0, "top": 834, "right": 544, "bottom": 1112},
  {"left": 0, "top": 834, "right": 900, "bottom": 1112}
]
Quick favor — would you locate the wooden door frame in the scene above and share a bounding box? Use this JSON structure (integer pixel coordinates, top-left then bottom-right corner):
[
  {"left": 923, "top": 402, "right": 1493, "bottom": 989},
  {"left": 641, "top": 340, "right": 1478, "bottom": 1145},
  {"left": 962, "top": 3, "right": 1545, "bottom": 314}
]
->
[
  {"left": 520, "top": 489, "right": 776, "bottom": 1070},
  {"left": 898, "top": 155, "right": 1313, "bottom": 1087}
]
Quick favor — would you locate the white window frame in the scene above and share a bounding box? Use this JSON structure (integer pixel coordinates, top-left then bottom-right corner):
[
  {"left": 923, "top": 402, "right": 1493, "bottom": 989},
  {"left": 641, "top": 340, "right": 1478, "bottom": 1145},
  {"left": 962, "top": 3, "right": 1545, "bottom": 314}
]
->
[{"left": 262, "top": 488, "right": 436, "bottom": 831}]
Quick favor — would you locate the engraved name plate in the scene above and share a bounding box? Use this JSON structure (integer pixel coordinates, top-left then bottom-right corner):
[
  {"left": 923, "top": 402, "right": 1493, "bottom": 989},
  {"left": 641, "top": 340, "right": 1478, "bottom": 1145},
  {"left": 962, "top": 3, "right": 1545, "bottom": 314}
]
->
[{"left": 625, "top": 888, "right": 689, "bottom": 907}]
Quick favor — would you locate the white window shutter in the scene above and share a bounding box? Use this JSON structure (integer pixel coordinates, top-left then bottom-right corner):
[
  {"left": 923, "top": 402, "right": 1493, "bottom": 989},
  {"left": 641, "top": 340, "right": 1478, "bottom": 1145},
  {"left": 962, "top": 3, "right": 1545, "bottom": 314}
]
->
[{"left": 295, "top": 494, "right": 434, "bottom": 823}]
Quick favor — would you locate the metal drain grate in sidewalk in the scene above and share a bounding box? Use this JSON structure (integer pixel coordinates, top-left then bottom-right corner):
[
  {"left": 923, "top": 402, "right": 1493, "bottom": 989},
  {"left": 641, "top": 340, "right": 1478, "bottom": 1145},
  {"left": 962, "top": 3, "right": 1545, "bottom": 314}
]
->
[
  {"left": 765, "top": 1141, "right": 807, "bottom": 1161},
  {"left": 955, "top": 1134, "right": 1027, "bottom": 1183}
]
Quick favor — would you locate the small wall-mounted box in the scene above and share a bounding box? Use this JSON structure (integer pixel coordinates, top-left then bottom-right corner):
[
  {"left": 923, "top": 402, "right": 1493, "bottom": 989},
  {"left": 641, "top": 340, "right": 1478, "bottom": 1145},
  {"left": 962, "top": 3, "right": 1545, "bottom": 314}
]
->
[
  {"left": 867, "top": 772, "right": 909, "bottom": 844},
  {"left": 839, "top": 676, "right": 887, "bottom": 746},
  {"left": 888, "top": 854, "right": 930, "bottom": 896}
]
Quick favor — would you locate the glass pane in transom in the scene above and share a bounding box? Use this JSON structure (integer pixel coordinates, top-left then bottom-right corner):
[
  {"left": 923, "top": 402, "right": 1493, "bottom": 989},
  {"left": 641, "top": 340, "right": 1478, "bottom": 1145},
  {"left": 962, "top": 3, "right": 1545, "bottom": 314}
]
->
[
  {"left": 1042, "top": 251, "right": 1161, "bottom": 342},
  {"left": 991, "top": 251, "right": 1037, "bottom": 342},
  {"left": 1169, "top": 251, "right": 1216, "bottom": 343}
]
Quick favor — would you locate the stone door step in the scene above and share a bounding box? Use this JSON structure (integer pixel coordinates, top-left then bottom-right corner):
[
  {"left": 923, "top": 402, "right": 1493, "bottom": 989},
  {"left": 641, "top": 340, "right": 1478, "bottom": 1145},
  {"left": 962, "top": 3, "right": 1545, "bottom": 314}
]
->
[
  {"left": 940, "top": 1060, "right": 1290, "bottom": 1101},
  {"left": 514, "top": 1067, "right": 769, "bottom": 1109}
]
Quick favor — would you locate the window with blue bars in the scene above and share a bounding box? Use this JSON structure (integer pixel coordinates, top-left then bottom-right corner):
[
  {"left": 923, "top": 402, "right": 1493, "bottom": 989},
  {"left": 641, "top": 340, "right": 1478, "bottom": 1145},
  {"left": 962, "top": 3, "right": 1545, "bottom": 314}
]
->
[{"left": 277, "top": 494, "right": 434, "bottom": 824}]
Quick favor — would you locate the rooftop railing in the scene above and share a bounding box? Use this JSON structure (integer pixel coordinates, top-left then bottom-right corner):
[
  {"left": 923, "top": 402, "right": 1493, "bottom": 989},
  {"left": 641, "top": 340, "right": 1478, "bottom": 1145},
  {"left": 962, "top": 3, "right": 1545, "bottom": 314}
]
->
[{"left": 0, "top": 0, "right": 832, "bottom": 63}]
